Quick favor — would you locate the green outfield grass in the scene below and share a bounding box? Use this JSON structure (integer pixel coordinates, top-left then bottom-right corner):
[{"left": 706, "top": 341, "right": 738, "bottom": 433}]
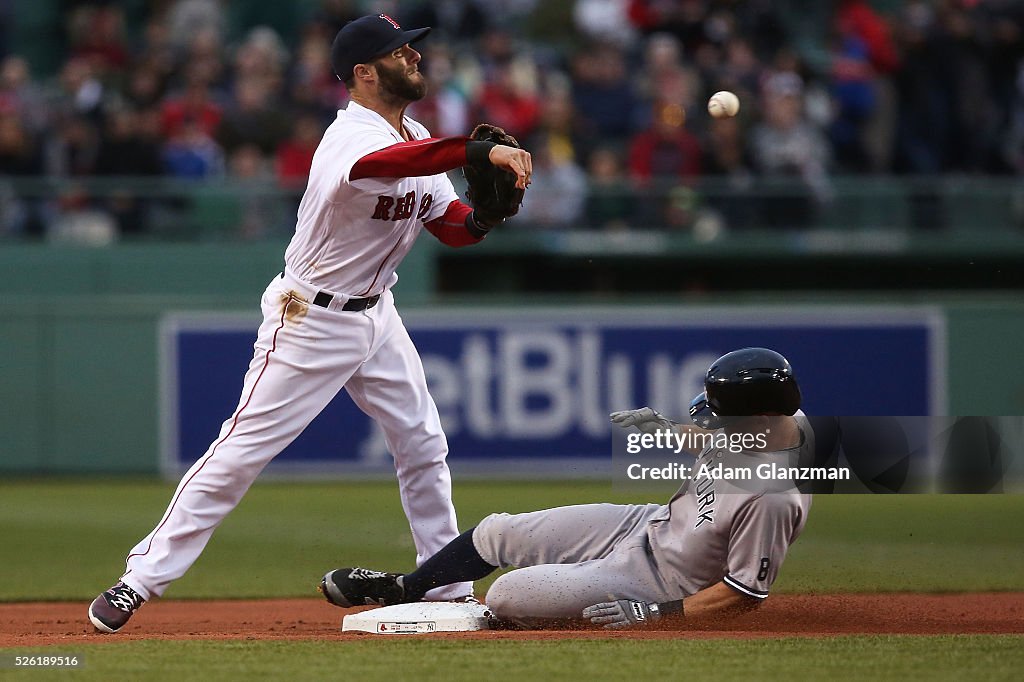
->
[
  {"left": 1, "top": 480, "right": 1023, "bottom": 600},
  {"left": 2, "top": 636, "right": 1023, "bottom": 681}
]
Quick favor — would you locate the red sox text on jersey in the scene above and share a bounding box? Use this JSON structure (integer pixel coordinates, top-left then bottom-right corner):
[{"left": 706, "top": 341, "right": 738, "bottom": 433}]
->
[{"left": 372, "top": 192, "right": 433, "bottom": 221}]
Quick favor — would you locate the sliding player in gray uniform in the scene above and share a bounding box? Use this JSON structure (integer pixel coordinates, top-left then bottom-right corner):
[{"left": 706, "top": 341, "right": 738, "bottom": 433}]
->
[{"left": 320, "top": 348, "right": 813, "bottom": 628}]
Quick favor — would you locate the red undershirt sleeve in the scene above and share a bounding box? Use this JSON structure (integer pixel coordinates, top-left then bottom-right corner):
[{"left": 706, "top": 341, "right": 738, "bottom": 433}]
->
[
  {"left": 350, "top": 137, "right": 470, "bottom": 181},
  {"left": 423, "top": 200, "right": 487, "bottom": 248}
]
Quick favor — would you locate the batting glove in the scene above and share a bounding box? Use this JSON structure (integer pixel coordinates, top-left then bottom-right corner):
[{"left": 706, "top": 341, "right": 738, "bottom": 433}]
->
[
  {"left": 609, "top": 407, "right": 675, "bottom": 434},
  {"left": 583, "top": 600, "right": 662, "bottom": 629}
]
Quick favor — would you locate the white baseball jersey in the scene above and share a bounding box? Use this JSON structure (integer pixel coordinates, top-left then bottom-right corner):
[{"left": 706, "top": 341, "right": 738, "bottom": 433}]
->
[
  {"left": 284, "top": 101, "right": 459, "bottom": 296},
  {"left": 117, "top": 101, "right": 471, "bottom": 604}
]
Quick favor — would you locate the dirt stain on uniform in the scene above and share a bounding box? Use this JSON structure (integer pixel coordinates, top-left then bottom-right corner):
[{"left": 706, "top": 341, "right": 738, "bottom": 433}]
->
[{"left": 281, "top": 291, "right": 309, "bottom": 322}]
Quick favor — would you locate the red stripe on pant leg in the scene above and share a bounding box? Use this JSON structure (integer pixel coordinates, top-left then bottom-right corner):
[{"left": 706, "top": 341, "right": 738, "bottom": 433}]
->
[{"left": 125, "top": 303, "right": 292, "bottom": 567}]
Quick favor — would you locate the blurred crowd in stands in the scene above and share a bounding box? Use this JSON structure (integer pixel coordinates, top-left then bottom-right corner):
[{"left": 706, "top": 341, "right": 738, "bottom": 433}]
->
[{"left": 1, "top": 0, "right": 1023, "bottom": 240}]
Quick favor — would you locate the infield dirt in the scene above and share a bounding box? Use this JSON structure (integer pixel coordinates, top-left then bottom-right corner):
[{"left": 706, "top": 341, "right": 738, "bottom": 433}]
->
[{"left": 2, "top": 594, "right": 1022, "bottom": 646}]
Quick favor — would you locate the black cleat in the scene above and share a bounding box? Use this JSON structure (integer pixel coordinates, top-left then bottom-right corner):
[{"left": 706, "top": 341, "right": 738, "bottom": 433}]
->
[
  {"left": 88, "top": 581, "right": 145, "bottom": 633},
  {"left": 319, "top": 567, "right": 407, "bottom": 607}
]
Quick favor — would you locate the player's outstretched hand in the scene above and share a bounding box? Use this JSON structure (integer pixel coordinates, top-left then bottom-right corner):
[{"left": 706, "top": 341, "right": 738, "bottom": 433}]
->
[
  {"left": 488, "top": 145, "right": 533, "bottom": 189},
  {"left": 583, "top": 600, "right": 659, "bottom": 629},
  {"left": 609, "top": 407, "right": 674, "bottom": 434}
]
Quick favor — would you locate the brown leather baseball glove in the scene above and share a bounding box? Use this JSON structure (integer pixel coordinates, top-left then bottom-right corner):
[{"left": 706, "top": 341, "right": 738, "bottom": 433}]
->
[{"left": 463, "top": 123, "right": 525, "bottom": 225}]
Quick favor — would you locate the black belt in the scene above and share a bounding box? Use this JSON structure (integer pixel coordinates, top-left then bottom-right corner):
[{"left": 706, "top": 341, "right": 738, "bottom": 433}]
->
[
  {"left": 279, "top": 273, "right": 379, "bottom": 311},
  {"left": 315, "top": 291, "right": 380, "bottom": 311}
]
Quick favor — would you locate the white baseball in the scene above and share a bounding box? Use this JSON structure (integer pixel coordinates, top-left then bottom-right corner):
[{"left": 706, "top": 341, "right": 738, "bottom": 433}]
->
[{"left": 707, "top": 91, "right": 740, "bottom": 118}]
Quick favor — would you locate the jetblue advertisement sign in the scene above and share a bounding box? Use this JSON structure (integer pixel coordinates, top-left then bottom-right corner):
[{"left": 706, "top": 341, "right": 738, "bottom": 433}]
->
[{"left": 160, "top": 307, "right": 945, "bottom": 476}]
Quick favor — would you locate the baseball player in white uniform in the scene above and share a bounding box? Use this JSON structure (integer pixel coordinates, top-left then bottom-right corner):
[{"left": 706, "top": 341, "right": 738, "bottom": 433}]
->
[
  {"left": 88, "top": 14, "right": 532, "bottom": 634},
  {"left": 322, "top": 348, "right": 814, "bottom": 628}
]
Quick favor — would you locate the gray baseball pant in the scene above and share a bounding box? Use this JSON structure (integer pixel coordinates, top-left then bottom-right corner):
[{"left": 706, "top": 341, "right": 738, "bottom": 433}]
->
[{"left": 472, "top": 503, "right": 678, "bottom": 624}]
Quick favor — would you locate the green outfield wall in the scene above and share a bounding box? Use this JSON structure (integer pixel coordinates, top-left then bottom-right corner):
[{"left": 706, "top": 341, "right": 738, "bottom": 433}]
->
[{"left": 1, "top": 245, "right": 1021, "bottom": 474}]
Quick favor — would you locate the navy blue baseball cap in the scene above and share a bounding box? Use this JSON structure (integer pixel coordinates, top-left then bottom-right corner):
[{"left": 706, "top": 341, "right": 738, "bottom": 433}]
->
[{"left": 331, "top": 14, "right": 431, "bottom": 82}]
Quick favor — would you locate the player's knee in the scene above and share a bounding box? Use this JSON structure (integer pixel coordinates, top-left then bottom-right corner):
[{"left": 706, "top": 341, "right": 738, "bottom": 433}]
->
[
  {"left": 483, "top": 573, "right": 524, "bottom": 619},
  {"left": 391, "top": 433, "right": 447, "bottom": 463},
  {"left": 485, "top": 572, "right": 568, "bottom": 627}
]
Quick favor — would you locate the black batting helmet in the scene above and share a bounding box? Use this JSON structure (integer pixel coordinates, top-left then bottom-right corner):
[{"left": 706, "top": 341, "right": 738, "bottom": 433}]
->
[{"left": 689, "top": 347, "right": 801, "bottom": 429}]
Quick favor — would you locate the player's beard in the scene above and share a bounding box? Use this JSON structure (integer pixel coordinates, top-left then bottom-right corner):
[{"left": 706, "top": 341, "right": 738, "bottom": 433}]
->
[{"left": 376, "top": 60, "right": 427, "bottom": 105}]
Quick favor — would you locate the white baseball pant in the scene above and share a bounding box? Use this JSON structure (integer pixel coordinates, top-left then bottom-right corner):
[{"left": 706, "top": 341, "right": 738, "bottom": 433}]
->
[{"left": 120, "top": 273, "right": 469, "bottom": 601}]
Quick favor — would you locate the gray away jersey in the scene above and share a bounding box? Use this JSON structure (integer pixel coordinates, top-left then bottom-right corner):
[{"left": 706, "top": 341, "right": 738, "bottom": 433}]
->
[{"left": 646, "top": 421, "right": 813, "bottom": 600}]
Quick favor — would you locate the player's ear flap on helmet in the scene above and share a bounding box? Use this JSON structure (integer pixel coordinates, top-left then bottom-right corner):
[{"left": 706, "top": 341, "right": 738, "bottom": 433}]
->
[{"left": 690, "top": 392, "right": 723, "bottom": 429}]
